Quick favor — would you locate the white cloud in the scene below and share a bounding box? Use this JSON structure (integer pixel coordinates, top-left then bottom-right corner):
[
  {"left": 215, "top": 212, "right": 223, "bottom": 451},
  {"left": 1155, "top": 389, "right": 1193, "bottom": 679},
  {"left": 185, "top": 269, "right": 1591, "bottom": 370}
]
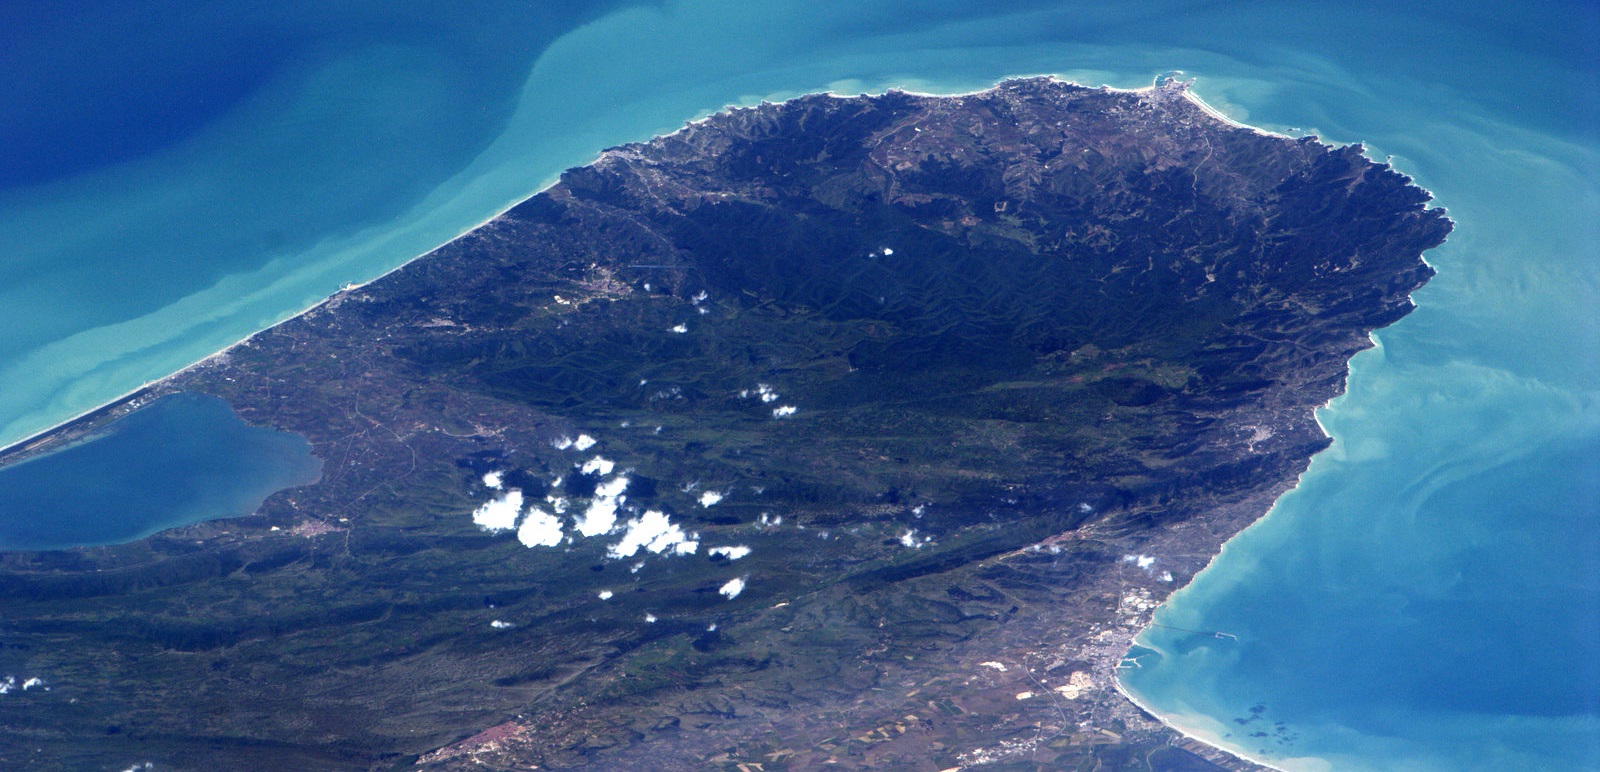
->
[
  {"left": 979, "top": 661, "right": 1008, "bottom": 672},
  {"left": 719, "top": 577, "right": 746, "bottom": 599},
  {"left": 573, "top": 434, "right": 597, "bottom": 451},
  {"left": 595, "top": 476, "right": 629, "bottom": 499},
  {"left": 516, "top": 507, "right": 564, "bottom": 548},
  {"left": 708, "top": 545, "right": 751, "bottom": 560},
  {"left": 772, "top": 405, "right": 797, "bottom": 418},
  {"left": 581, "top": 456, "right": 615, "bottom": 476},
  {"left": 482, "top": 470, "right": 504, "bottom": 490},
  {"left": 552, "top": 436, "right": 574, "bottom": 450},
  {"left": 1121, "top": 554, "right": 1157, "bottom": 570},
  {"left": 597, "top": 590, "right": 614, "bottom": 600},
  {"left": 670, "top": 323, "right": 688, "bottom": 333},
  {"left": 899, "top": 529, "right": 928, "bottom": 548},
  {"left": 490, "top": 620, "right": 513, "bottom": 629},
  {"left": 644, "top": 614, "right": 657, "bottom": 623},
  {"left": 472, "top": 490, "right": 524, "bottom": 532},
  {"left": 0, "top": 676, "right": 14, "bottom": 695},
  {"left": 575, "top": 477, "right": 629, "bottom": 537},
  {"left": 699, "top": 490, "right": 724, "bottom": 507},
  {"left": 609, "top": 509, "right": 695, "bottom": 558}
]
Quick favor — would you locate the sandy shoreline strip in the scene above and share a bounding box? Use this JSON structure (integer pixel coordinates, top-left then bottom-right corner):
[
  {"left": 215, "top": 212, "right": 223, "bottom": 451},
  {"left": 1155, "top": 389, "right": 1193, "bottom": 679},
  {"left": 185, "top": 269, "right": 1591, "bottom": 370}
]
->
[
  {"left": 1113, "top": 677, "right": 1290, "bottom": 772},
  {"left": 0, "top": 72, "right": 1381, "bottom": 463},
  {"left": 0, "top": 73, "right": 1357, "bottom": 772},
  {"left": 0, "top": 73, "right": 1108, "bottom": 460},
  {"left": 0, "top": 180, "right": 571, "bottom": 460}
]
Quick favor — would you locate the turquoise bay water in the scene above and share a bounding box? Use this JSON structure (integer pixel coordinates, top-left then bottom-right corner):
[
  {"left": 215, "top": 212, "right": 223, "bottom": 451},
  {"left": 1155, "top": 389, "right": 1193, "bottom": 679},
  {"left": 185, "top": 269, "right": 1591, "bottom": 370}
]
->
[
  {"left": 0, "top": 394, "right": 321, "bottom": 550},
  {"left": 0, "top": 0, "right": 1594, "bottom": 767}
]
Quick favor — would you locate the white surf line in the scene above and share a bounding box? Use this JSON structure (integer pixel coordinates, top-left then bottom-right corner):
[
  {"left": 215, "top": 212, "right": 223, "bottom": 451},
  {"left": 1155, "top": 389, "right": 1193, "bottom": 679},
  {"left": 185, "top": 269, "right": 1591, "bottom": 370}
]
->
[
  {"left": 0, "top": 169, "right": 591, "bottom": 459},
  {"left": 0, "top": 72, "right": 1310, "bottom": 463},
  {"left": 0, "top": 380, "right": 161, "bottom": 458},
  {"left": 1175, "top": 85, "right": 1294, "bottom": 140},
  {"left": 1113, "top": 678, "right": 1291, "bottom": 772}
]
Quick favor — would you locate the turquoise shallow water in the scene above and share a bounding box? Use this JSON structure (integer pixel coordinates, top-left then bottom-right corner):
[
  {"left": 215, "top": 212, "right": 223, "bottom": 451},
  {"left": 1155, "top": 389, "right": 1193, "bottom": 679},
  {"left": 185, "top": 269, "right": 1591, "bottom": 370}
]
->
[{"left": 0, "top": 0, "right": 1595, "bottom": 767}]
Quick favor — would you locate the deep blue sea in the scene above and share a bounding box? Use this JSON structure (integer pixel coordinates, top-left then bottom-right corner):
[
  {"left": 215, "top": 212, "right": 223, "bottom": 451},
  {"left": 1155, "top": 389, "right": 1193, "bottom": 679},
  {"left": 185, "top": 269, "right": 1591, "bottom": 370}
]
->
[{"left": 0, "top": 1, "right": 1594, "bottom": 768}]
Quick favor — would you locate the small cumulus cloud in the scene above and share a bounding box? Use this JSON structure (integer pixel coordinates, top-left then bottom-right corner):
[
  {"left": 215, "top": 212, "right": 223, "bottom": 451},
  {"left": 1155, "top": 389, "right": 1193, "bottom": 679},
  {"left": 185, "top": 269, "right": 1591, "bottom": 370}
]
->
[
  {"left": 581, "top": 456, "right": 615, "bottom": 476},
  {"left": 472, "top": 490, "right": 524, "bottom": 532},
  {"left": 575, "top": 476, "right": 629, "bottom": 537},
  {"left": 1121, "top": 554, "right": 1157, "bottom": 571},
  {"left": 609, "top": 510, "right": 696, "bottom": 558},
  {"left": 516, "top": 507, "right": 564, "bottom": 548},
  {"left": 708, "top": 545, "right": 751, "bottom": 560}
]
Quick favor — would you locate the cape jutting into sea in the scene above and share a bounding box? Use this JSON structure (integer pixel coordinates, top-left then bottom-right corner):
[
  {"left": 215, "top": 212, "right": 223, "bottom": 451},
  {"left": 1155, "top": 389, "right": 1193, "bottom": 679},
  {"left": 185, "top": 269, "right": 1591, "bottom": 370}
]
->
[{"left": 0, "top": 1, "right": 1594, "bottom": 769}]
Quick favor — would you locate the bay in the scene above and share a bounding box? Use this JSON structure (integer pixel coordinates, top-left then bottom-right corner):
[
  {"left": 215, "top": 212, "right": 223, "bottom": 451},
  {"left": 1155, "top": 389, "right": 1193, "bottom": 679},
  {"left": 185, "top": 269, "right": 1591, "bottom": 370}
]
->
[{"left": 0, "top": 393, "right": 321, "bottom": 551}]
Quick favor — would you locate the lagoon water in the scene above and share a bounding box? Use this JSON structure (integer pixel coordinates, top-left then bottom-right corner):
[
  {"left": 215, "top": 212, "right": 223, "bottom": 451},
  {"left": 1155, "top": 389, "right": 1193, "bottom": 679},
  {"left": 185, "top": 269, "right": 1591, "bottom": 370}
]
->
[
  {"left": 0, "top": 394, "right": 321, "bottom": 551},
  {"left": 0, "top": 0, "right": 1595, "bottom": 768}
]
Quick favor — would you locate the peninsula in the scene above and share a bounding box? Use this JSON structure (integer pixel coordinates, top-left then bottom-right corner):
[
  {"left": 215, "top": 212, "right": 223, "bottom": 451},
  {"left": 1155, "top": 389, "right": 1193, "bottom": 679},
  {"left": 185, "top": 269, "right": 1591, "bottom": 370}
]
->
[{"left": 0, "top": 77, "right": 1450, "bottom": 770}]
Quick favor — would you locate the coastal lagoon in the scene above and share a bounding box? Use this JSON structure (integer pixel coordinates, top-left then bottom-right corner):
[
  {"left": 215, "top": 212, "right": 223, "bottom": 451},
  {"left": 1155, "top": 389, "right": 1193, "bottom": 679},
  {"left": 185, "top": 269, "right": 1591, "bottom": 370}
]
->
[
  {"left": 1, "top": 0, "right": 1594, "bottom": 768},
  {"left": 0, "top": 394, "right": 321, "bottom": 551}
]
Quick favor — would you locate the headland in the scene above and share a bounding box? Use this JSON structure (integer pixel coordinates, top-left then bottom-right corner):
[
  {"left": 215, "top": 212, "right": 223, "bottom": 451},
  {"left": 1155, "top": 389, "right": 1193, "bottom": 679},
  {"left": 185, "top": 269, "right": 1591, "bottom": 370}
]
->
[{"left": 0, "top": 76, "right": 1449, "bottom": 770}]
